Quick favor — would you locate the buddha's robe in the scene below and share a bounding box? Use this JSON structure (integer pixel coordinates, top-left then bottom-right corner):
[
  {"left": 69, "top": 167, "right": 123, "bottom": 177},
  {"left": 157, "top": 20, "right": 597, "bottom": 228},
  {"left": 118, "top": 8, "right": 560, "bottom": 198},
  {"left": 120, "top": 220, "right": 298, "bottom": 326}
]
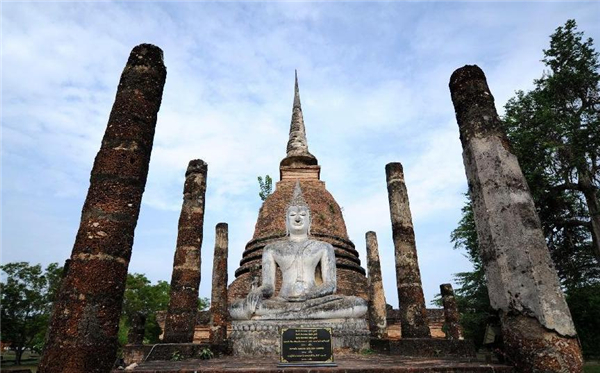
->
[{"left": 230, "top": 239, "right": 367, "bottom": 320}]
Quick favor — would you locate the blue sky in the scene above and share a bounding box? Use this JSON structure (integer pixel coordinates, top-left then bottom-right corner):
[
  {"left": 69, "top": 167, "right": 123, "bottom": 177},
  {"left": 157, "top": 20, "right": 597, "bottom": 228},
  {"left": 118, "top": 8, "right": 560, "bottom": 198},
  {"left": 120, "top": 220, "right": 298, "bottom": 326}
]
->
[{"left": 2, "top": 1, "right": 599, "bottom": 307}]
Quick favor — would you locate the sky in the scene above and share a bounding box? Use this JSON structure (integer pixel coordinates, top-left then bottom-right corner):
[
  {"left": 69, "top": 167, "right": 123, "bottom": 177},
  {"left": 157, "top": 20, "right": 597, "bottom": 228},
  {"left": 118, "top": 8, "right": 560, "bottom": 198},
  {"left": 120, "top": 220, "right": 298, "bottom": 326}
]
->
[{"left": 2, "top": 1, "right": 599, "bottom": 308}]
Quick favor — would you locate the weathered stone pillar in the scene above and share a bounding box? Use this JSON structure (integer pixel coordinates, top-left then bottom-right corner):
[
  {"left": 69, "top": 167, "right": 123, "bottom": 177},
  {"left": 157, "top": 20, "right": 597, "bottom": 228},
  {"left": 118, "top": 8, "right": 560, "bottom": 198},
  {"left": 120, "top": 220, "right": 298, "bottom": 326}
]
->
[
  {"left": 38, "top": 44, "right": 166, "bottom": 373},
  {"left": 366, "top": 231, "right": 388, "bottom": 339},
  {"left": 440, "top": 284, "right": 463, "bottom": 340},
  {"left": 163, "top": 159, "right": 208, "bottom": 343},
  {"left": 385, "top": 162, "right": 431, "bottom": 338},
  {"left": 450, "top": 65, "right": 583, "bottom": 372},
  {"left": 209, "top": 223, "right": 229, "bottom": 344},
  {"left": 127, "top": 312, "right": 147, "bottom": 345}
]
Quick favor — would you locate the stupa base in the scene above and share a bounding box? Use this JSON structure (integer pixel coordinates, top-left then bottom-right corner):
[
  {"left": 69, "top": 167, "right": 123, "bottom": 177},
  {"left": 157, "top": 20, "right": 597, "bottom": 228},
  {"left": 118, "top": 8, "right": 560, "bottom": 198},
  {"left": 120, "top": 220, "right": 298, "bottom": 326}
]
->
[{"left": 230, "top": 318, "right": 369, "bottom": 356}]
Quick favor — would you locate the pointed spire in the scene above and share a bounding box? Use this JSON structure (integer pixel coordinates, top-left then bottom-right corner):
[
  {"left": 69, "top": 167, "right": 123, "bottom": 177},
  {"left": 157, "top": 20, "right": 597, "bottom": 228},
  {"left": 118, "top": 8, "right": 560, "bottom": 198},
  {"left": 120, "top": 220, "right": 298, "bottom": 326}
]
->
[
  {"left": 280, "top": 71, "right": 318, "bottom": 168},
  {"left": 294, "top": 69, "right": 301, "bottom": 109}
]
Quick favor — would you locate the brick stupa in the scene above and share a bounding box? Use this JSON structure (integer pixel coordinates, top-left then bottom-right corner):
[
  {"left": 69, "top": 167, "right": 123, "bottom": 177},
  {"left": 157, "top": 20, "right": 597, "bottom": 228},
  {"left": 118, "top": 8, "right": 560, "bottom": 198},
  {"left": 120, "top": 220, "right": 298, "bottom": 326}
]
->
[{"left": 228, "top": 72, "right": 368, "bottom": 303}]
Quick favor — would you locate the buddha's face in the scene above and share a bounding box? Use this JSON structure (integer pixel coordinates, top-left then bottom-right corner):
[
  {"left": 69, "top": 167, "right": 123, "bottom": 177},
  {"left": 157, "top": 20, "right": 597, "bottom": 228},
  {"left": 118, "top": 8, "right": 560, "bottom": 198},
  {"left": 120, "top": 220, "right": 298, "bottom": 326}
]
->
[{"left": 286, "top": 206, "right": 310, "bottom": 236}]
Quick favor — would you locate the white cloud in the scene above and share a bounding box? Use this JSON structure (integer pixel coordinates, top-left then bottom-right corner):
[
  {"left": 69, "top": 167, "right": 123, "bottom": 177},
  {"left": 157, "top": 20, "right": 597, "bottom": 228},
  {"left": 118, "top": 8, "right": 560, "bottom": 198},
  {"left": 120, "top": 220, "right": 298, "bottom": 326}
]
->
[{"left": 2, "top": 2, "right": 599, "bottom": 307}]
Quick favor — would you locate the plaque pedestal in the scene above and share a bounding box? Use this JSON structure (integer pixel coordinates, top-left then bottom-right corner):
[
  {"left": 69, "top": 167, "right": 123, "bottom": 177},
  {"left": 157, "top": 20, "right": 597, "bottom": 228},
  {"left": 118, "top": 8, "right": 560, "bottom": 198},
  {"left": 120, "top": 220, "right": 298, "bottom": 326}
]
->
[{"left": 230, "top": 319, "right": 369, "bottom": 356}]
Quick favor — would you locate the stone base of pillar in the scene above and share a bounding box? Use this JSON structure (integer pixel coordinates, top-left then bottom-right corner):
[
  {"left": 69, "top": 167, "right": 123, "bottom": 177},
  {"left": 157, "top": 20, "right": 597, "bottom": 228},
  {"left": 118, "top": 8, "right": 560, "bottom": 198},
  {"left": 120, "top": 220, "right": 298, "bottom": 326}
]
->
[
  {"left": 370, "top": 338, "right": 476, "bottom": 358},
  {"left": 123, "top": 342, "right": 232, "bottom": 366},
  {"left": 123, "top": 345, "right": 153, "bottom": 366},
  {"left": 230, "top": 319, "right": 369, "bottom": 356},
  {"left": 501, "top": 314, "right": 583, "bottom": 372}
]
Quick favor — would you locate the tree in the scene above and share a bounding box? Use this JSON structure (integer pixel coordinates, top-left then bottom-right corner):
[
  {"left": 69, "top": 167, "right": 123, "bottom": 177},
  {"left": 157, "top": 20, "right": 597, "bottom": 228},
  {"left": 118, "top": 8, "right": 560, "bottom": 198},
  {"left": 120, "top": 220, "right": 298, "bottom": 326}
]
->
[
  {"left": 566, "top": 284, "right": 600, "bottom": 358},
  {"left": 450, "top": 197, "right": 496, "bottom": 349},
  {"left": 197, "top": 296, "right": 210, "bottom": 311},
  {"left": 0, "top": 262, "right": 63, "bottom": 365},
  {"left": 118, "top": 273, "right": 210, "bottom": 345},
  {"left": 258, "top": 175, "right": 273, "bottom": 201},
  {"left": 120, "top": 273, "right": 170, "bottom": 344},
  {"left": 504, "top": 19, "right": 600, "bottom": 273},
  {"left": 451, "top": 19, "right": 600, "bottom": 356}
]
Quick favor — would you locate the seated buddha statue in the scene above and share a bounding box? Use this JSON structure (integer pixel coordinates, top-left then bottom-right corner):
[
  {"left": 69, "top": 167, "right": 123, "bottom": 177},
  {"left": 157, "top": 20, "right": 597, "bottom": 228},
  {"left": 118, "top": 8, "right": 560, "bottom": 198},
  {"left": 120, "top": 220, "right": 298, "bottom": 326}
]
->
[{"left": 229, "top": 182, "right": 368, "bottom": 320}]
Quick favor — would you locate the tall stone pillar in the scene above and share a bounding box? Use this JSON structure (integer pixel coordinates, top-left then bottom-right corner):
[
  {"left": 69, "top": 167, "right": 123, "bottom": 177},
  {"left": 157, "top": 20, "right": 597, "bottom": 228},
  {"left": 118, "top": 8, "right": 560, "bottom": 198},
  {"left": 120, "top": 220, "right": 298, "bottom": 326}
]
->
[
  {"left": 163, "top": 159, "right": 208, "bottom": 343},
  {"left": 440, "top": 284, "right": 463, "bottom": 340},
  {"left": 366, "top": 231, "right": 388, "bottom": 339},
  {"left": 39, "top": 44, "right": 166, "bottom": 373},
  {"left": 127, "top": 312, "right": 147, "bottom": 345},
  {"left": 385, "top": 162, "right": 431, "bottom": 338},
  {"left": 209, "top": 223, "right": 229, "bottom": 344},
  {"left": 449, "top": 65, "right": 583, "bottom": 372}
]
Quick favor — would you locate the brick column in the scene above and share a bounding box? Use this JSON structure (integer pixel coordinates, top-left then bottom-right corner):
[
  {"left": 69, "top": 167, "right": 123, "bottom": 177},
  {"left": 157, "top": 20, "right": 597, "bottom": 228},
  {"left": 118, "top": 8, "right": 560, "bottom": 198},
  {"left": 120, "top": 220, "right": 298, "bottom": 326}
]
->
[
  {"left": 209, "top": 223, "right": 229, "bottom": 344},
  {"left": 39, "top": 44, "right": 166, "bottom": 373},
  {"left": 163, "top": 160, "right": 208, "bottom": 343},
  {"left": 366, "top": 231, "right": 388, "bottom": 339},
  {"left": 440, "top": 284, "right": 463, "bottom": 340},
  {"left": 449, "top": 65, "right": 582, "bottom": 372},
  {"left": 385, "top": 162, "right": 431, "bottom": 338}
]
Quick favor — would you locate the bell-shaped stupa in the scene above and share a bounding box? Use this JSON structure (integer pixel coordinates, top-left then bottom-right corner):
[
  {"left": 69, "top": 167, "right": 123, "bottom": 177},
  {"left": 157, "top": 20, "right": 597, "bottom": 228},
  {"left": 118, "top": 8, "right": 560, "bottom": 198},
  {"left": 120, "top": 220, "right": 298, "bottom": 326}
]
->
[{"left": 228, "top": 73, "right": 368, "bottom": 302}]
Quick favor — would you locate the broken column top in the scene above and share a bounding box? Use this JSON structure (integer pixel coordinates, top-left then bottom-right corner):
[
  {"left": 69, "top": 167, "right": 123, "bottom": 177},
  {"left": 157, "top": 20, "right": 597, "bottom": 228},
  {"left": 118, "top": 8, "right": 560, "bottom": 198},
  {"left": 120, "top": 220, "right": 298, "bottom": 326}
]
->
[
  {"left": 449, "top": 65, "right": 504, "bottom": 142},
  {"left": 127, "top": 43, "right": 165, "bottom": 67},
  {"left": 440, "top": 283, "right": 454, "bottom": 297},
  {"left": 186, "top": 159, "right": 208, "bottom": 176},
  {"left": 385, "top": 162, "right": 404, "bottom": 178}
]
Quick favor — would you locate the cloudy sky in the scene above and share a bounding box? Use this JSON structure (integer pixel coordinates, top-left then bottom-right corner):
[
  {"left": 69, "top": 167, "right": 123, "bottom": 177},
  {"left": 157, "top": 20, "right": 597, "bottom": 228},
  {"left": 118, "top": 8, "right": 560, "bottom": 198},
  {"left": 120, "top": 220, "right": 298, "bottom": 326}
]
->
[{"left": 2, "top": 1, "right": 599, "bottom": 307}]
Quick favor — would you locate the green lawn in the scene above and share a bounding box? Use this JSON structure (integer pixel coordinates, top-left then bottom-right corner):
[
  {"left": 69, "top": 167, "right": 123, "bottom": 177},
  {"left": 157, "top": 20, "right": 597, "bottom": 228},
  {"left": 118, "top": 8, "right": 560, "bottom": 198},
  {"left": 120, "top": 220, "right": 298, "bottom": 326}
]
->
[
  {"left": 1, "top": 350, "right": 39, "bottom": 372},
  {"left": 585, "top": 362, "right": 600, "bottom": 373}
]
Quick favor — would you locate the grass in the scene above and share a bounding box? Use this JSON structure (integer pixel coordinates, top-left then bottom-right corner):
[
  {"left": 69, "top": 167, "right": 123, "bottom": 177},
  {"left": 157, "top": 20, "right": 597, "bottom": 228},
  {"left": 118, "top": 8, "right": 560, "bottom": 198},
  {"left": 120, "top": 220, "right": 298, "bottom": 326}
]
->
[
  {"left": 1, "top": 350, "right": 40, "bottom": 372},
  {"left": 584, "top": 361, "right": 600, "bottom": 373}
]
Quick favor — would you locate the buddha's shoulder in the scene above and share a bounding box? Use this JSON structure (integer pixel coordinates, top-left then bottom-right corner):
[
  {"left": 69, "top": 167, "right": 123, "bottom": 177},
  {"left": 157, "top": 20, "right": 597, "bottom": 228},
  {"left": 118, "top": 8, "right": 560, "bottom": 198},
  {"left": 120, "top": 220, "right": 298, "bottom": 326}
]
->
[
  {"left": 306, "top": 239, "right": 333, "bottom": 250},
  {"left": 263, "top": 239, "right": 332, "bottom": 251},
  {"left": 263, "top": 240, "right": 288, "bottom": 251}
]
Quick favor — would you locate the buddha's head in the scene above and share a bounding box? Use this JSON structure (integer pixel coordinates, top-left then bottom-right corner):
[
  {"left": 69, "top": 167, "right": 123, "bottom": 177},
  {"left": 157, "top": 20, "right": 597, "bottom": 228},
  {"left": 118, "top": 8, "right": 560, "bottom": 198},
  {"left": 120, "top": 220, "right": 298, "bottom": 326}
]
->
[{"left": 286, "top": 181, "right": 311, "bottom": 237}]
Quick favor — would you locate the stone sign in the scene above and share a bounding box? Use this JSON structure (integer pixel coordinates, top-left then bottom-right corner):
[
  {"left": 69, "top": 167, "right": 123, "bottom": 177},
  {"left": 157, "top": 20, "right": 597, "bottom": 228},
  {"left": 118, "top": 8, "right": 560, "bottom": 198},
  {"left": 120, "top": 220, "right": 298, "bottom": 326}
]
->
[{"left": 279, "top": 328, "right": 335, "bottom": 366}]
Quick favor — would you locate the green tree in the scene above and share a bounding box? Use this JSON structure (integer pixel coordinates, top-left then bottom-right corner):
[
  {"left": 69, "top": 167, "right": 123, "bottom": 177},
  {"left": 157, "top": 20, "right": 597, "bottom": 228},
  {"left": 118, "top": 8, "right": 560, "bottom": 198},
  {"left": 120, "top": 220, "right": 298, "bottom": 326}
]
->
[
  {"left": 0, "top": 262, "right": 63, "bottom": 365},
  {"left": 120, "top": 273, "right": 170, "bottom": 344},
  {"left": 197, "top": 296, "right": 210, "bottom": 311},
  {"left": 566, "top": 284, "right": 600, "bottom": 358},
  {"left": 450, "top": 197, "right": 496, "bottom": 349},
  {"left": 451, "top": 19, "right": 600, "bottom": 356},
  {"left": 118, "top": 273, "right": 210, "bottom": 345},
  {"left": 258, "top": 175, "right": 273, "bottom": 201},
  {"left": 504, "top": 19, "right": 600, "bottom": 276}
]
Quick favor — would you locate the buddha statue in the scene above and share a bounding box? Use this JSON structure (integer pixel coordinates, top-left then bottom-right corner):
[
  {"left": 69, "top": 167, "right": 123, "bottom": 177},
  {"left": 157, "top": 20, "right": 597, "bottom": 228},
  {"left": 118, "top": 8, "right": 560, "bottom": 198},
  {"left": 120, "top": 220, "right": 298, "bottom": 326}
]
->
[{"left": 229, "top": 182, "right": 368, "bottom": 320}]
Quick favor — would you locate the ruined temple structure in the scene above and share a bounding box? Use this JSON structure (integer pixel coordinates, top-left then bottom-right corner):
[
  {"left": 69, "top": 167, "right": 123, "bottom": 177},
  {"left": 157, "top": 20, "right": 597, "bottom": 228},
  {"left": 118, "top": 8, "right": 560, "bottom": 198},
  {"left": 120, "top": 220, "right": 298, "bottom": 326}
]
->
[
  {"left": 366, "top": 231, "right": 388, "bottom": 339},
  {"left": 450, "top": 65, "right": 583, "bottom": 372},
  {"left": 39, "top": 44, "right": 166, "bottom": 373},
  {"left": 227, "top": 72, "right": 368, "bottom": 304},
  {"left": 385, "top": 162, "right": 431, "bottom": 339},
  {"left": 163, "top": 159, "right": 208, "bottom": 343},
  {"left": 43, "top": 43, "right": 574, "bottom": 372},
  {"left": 209, "top": 223, "right": 229, "bottom": 345}
]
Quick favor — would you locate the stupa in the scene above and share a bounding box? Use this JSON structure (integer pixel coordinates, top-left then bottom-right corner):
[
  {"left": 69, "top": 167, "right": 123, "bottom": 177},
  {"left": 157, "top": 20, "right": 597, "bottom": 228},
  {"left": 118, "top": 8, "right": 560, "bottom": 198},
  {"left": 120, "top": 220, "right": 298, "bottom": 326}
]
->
[
  {"left": 228, "top": 72, "right": 368, "bottom": 304},
  {"left": 227, "top": 73, "right": 370, "bottom": 355}
]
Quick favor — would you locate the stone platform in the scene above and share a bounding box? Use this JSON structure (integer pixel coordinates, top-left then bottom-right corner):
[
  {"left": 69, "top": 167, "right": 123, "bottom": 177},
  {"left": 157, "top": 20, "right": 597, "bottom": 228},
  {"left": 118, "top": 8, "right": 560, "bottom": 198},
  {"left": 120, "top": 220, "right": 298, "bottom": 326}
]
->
[
  {"left": 116, "top": 354, "right": 513, "bottom": 372},
  {"left": 371, "top": 338, "right": 476, "bottom": 358},
  {"left": 230, "top": 319, "right": 369, "bottom": 355}
]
